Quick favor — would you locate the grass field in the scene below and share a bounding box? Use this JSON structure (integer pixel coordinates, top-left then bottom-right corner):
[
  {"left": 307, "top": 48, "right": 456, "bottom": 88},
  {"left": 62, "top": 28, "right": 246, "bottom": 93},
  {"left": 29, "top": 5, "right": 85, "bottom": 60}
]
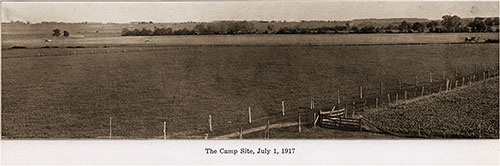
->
[
  {"left": 2, "top": 33, "right": 499, "bottom": 49},
  {"left": 2, "top": 38, "right": 498, "bottom": 139},
  {"left": 361, "top": 78, "right": 499, "bottom": 138}
]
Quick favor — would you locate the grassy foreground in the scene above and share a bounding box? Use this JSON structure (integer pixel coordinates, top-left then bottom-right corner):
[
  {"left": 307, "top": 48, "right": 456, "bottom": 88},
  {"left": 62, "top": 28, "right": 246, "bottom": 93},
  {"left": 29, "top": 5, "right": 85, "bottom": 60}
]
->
[{"left": 362, "top": 78, "right": 499, "bottom": 138}]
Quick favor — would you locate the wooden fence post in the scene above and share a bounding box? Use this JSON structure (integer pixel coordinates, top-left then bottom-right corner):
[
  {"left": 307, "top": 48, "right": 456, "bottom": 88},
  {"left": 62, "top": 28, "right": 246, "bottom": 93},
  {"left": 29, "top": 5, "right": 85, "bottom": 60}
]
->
[
  {"left": 421, "top": 86, "right": 425, "bottom": 96},
  {"left": 265, "top": 120, "right": 270, "bottom": 139},
  {"left": 483, "top": 72, "right": 486, "bottom": 80},
  {"left": 345, "top": 104, "right": 348, "bottom": 118},
  {"left": 163, "top": 121, "right": 167, "bottom": 140},
  {"left": 399, "top": 79, "right": 402, "bottom": 90},
  {"left": 209, "top": 115, "right": 213, "bottom": 132},
  {"left": 310, "top": 98, "right": 314, "bottom": 110},
  {"left": 395, "top": 93, "right": 399, "bottom": 104},
  {"left": 313, "top": 113, "right": 317, "bottom": 128},
  {"left": 446, "top": 79, "right": 450, "bottom": 91},
  {"left": 415, "top": 76, "right": 418, "bottom": 86},
  {"left": 240, "top": 128, "right": 243, "bottom": 139},
  {"left": 375, "top": 98, "right": 378, "bottom": 108},
  {"left": 429, "top": 72, "right": 433, "bottom": 83},
  {"left": 298, "top": 113, "right": 302, "bottom": 133},
  {"left": 455, "top": 80, "right": 458, "bottom": 89},
  {"left": 380, "top": 81, "right": 383, "bottom": 94},
  {"left": 462, "top": 77, "right": 465, "bottom": 86},
  {"left": 414, "top": 87, "right": 418, "bottom": 97},
  {"left": 404, "top": 90, "right": 408, "bottom": 100},
  {"left": 282, "top": 101, "right": 285, "bottom": 116},
  {"left": 352, "top": 108, "right": 355, "bottom": 118},
  {"left": 387, "top": 94, "right": 391, "bottom": 106},
  {"left": 337, "top": 90, "right": 341, "bottom": 104},
  {"left": 360, "top": 86, "right": 363, "bottom": 99},
  {"left": 248, "top": 107, "right": 252, "bottom": 123},
  {"left": 109, "top": 117, "right": 112, "bottom": 139}
]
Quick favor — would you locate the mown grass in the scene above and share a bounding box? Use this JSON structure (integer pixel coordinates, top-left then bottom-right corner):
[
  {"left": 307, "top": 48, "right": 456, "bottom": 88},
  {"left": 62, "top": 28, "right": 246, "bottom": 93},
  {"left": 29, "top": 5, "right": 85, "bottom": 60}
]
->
[
  {"left": 2, "top": 44, "right": 498, "bottom": 139},
  {"left": 362, "top": 78, "right": 499, "bottom": 138},
  {"left": 2, "top": 33, "right": 499, "bottom": 49}
]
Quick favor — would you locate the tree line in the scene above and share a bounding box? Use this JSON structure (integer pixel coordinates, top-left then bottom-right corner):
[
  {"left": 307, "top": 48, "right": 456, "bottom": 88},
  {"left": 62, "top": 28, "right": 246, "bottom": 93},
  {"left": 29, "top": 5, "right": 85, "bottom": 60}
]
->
[{"left": 121, "top": 15, "right": 499, "bottom": 36}]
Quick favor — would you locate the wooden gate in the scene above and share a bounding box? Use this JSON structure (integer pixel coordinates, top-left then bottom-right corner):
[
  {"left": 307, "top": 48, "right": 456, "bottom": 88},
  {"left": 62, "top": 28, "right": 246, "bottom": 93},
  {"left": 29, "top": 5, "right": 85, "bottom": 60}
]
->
[{"left": 318, "top": 108, "right": 362, "bottom": 131}]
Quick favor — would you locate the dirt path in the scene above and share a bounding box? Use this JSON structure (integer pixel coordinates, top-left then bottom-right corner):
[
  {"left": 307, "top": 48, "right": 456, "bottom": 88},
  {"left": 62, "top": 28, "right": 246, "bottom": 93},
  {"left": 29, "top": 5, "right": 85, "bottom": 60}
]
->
[{"left": 212, "top": 122, "right": 299, "bottom": 139}]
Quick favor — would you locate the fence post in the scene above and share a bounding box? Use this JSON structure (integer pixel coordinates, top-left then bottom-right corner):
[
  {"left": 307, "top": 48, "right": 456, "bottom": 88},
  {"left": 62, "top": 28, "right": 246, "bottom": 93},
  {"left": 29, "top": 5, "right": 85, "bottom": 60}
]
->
[
  {"left": 414, "top": 87, "right": 418, "bottom": 97},
  {"left": 109, "top": 117, "right": 112, "bottom": 139},
  {"left": 248, "top": 107, "right": 252, "bottom": 123},
  {"left": 399, "top": 78, "right": 402, "bottom": 90},
  {"left": 483, "top": 72, "right": 486, "bottom": 80},
  {"left": 282, "top": 101, "right": 285, "bottom": 116},
  {"left": 429, "top": 72, "right": 433, "bottom": 83},
  {"left": 395, "top": 93, "right": 399, "bottom": 104},
  {"left": 240, "top": 128, "right": 243, "bottom": 139},
  {"left": 163, "top": 121, "right": 167, "bottom": 140},
  {"left": 265, "top": 121, "right": 270, "bottom": 139},
  {"left": 415, "top": 75, "right": 418, "bottom": 86},
  {"left": 337, "top": 90, "right": 341, "bottom": 104},
  {"left": 352, "top": 108, "right": 355, "bottom": 118},
  {"left": 360, "top": 86, "right": 363, "bottom": 99},
  {"left": 387, "top": 94, "right": 391, "bottom": 106},
  {"left": 380, "top": 81, "right": 384, "bottom": 94},
  {"left": 421, "top": 86, "right": 425, "bottom": 96},
  {"left": 298, "top": 113, "right": 302, "bottom": 133},
  {"left": 345, "top": 104, "right": 348, "bottom": 118},
  {"left": 455, "top": 80, "right": 458, "bottom": 89},
  {"left": 313, "top": 113, "right": 317, "bottom": 128},
  {"left": 446, "top": 79, "right": 450, "bottom": 91},
  {"left": 310, "top": 98, "right": 314, "bottom": 110},
  {"left": 209, "top": 115, "right": 213, "bottom": 132},
  {"left": 462, "top": 77, "right": 465, "bottom": 86},
  {"left": 375, "top": 98, "right": 378, "bottom": 108},
  {"left": 267, "top": 120, "right": 270, "bottom": 139}
]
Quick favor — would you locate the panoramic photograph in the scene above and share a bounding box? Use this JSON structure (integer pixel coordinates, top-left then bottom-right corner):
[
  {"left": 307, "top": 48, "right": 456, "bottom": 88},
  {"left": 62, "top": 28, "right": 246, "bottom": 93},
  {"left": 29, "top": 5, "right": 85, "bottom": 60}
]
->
[{"left": 1, "top": 1, "right": 499, "bottom": 140}]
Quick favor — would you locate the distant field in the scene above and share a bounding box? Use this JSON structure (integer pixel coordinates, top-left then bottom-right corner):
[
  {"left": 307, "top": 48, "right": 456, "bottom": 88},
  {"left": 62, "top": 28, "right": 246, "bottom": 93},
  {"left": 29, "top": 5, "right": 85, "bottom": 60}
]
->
[
  {"left": 2, "top": 43, "right": 498, "bottom": 139},
  {"left": 2, "top": 32, "right": 499, "bottom": 49},
  {"left": 362, "top": 78, "right": 499, "bottom": 138}
]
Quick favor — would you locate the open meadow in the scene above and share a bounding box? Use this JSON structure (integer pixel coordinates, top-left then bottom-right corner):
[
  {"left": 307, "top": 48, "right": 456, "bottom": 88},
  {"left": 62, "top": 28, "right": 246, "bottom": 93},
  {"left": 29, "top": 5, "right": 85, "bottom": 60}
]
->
[{"left": 1, "top": 33, "right": 499, "bottom": 139}]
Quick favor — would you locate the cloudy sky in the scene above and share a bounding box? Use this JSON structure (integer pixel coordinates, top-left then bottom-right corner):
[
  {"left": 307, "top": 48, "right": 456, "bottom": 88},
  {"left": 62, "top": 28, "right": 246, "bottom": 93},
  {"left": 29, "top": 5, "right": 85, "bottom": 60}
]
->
[{"left": 2, "top": 1, "right": 499, "bottom": 23}]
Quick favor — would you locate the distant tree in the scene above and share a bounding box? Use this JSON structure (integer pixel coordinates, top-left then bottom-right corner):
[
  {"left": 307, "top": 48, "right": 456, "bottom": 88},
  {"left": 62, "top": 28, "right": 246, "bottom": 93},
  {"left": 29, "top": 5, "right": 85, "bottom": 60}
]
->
[
  {"left": 63, "top": 31, "right": 70, "bottom": 37},
  {"left": 399, "top": 21, "right": 411, "bottom": 33},
  {"left": 411, "top": 22, "right": 426, "bottom": 33},
  {"left": 440, "top": 15, "right": 462, "bottom": 32},
  {"left": 360, "top": 26, "right": 377, "bottom": 33},
  {"left": 427, "top": 21, "right": 440, "bottom": 32},
  {"left": 467, "top": 17, "right": 488, "bottom": 32},
  {"left": 267, "top": 25, "right": 274, "bottom": 34},
  {"left": 52, "top": 29, "right": 61, "bottom": 37}
]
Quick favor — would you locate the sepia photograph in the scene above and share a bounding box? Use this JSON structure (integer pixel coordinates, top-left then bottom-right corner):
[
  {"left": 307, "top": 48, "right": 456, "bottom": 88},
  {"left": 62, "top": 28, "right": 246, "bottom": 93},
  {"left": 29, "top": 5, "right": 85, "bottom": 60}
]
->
[{"left": 1, "top": 0, "right": 499, "bottom": 164}]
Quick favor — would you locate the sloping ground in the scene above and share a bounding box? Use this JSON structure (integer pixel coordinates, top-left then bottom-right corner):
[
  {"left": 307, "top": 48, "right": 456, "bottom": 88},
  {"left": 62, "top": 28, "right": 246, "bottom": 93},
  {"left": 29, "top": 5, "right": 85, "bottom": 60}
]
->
[{"left": 362, "top": 78, "right": 499, "bottom": 138}]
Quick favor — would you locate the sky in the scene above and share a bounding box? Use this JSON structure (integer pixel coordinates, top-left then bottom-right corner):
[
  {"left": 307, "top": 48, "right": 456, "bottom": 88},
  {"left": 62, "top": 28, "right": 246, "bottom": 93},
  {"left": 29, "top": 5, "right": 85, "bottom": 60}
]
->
[{"left": 2, "top": 1, "right": 499, "bottom": 23}]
